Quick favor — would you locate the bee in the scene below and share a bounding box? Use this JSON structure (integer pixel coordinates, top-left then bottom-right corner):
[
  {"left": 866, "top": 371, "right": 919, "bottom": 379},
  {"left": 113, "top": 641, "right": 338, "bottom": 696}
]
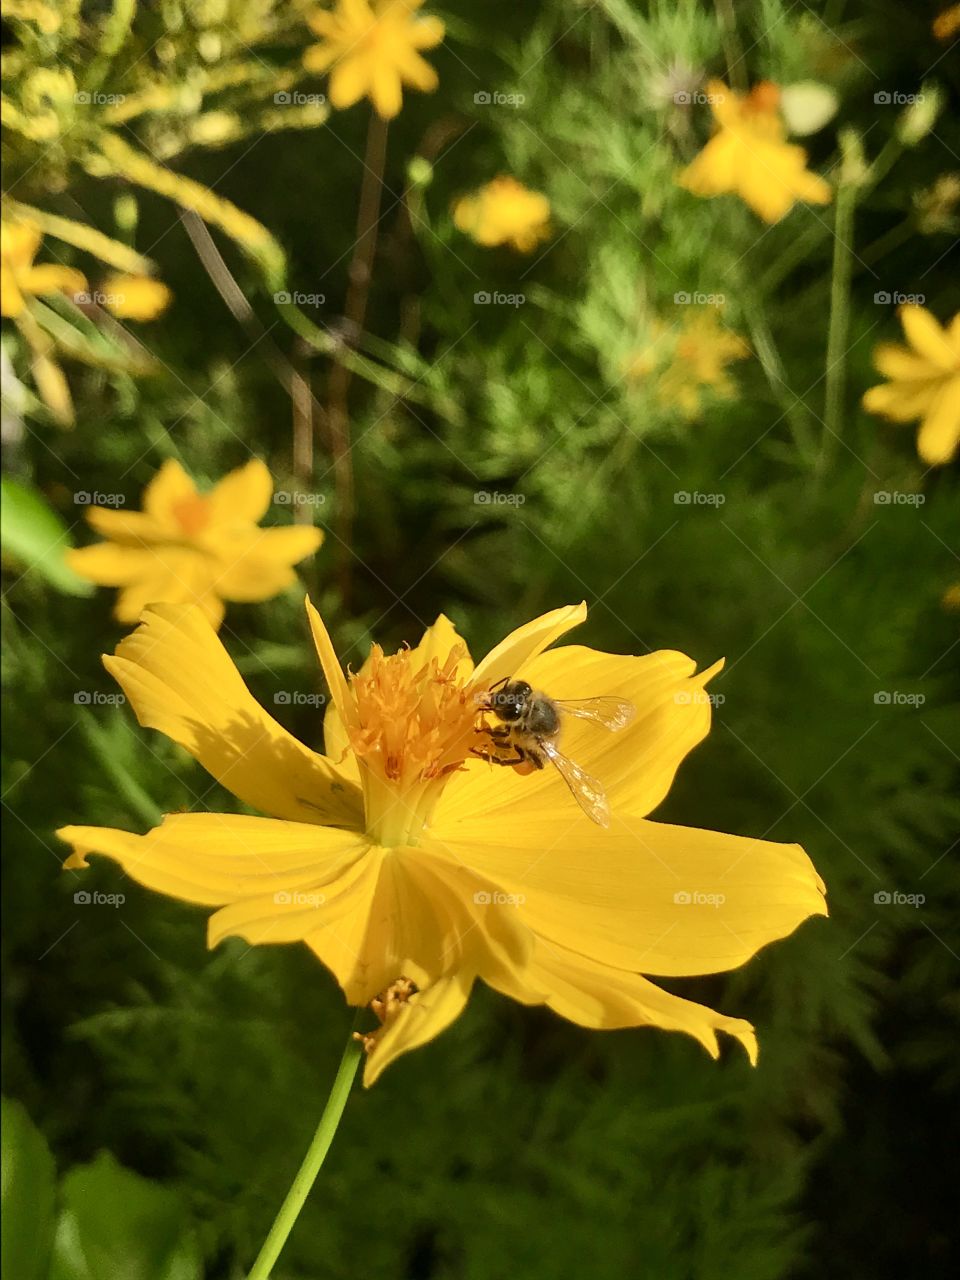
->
[{"left": 475, "top": 677, "right": 635, "bottom": 827}]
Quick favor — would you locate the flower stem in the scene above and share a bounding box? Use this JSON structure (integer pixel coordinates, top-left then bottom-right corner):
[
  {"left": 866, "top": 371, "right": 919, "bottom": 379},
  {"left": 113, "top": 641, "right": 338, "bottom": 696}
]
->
[
  {"left": 245, "top": 1016, "right": 363, "bottom": 1280},
  {"left": 819, "top": 176, "right": 858, "bottom": 475}
]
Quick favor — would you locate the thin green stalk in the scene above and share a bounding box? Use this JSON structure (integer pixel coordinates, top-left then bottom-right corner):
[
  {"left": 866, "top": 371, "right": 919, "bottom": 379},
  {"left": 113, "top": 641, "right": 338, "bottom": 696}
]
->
[
  {"left": 740, "top": 292, "right": 818, "bottom": 465},
  {"left": 245, "top": 1018, "right": 363, "bottom": 1280},
  {"left": 820, "top": 177, "right": 858, "bottom": 474}
]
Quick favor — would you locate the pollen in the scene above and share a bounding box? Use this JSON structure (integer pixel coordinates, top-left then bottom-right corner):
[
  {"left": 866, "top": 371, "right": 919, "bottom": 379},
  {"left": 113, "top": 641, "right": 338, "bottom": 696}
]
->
[{"left": 347, "top": 642, "right": 479, "bottom": 786}]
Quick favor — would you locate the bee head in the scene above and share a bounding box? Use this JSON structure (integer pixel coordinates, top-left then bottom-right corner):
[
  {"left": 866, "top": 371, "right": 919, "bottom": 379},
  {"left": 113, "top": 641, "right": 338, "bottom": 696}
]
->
[{"left": 488, "top": 679, "right": 530, "bottom": 722}]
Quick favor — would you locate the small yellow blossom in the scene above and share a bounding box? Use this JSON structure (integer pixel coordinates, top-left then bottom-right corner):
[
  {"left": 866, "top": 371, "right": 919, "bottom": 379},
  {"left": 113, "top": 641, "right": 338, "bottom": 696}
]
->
[
  {"left": 100, "top": 274, "right": 173, "bottom": 322},
  {"left": 453, "top": 177, "right": 552, "bottom": 253},
  {"left": 66, "top": 459, "right": 323, "bottom": 629},
  {"left": 678, "top": 80, "right": 833, "bottom": 223},
  {"left": 59, "top": 600, "right": 826, "bottom": 1086},
  {"left": 624, "top": 311, "right": 750, "bottom": 418},
  {"left": 942, "top": 583, "right": 960, "bottom": 612},
  {"left": 862, "top": 305, "right": 960, "bottom": 466},
  {"left": 303, "top": 0, "right": 444, "bottom": 120},
  {"left": 933, "top": 4, "right": 960, "bottom": 40},
  {"left": 1, "top": 219, "right": 86, "bottom": 319}
]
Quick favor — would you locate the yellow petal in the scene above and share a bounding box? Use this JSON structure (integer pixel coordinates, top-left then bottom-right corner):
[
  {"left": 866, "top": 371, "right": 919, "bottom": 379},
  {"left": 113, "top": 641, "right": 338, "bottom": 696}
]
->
[
  {"left": 873, "top": 341, "right": 939, "bottom": 382},
  {"left": 409, "top": 14, "right": 445, "bottom": 49},
  {"left": 440, "top": 646, "right": 720, "bottom": 826},
  {"left": 306, "top": 596, "right": 354, "bottom": 729},
  {"left": 106, "top": 545, "right": 216, "bottom": 624},
  {"left": 369, "top": 65, "right": 403, "bottom": 119},
  {"left": 471, "top": 602, "right": 587, "bottom": 690},
  {"left": 59, "top": 812, "right": 365, "bottom": 906},
  {"left": 22, "top": 263, "right": 86, "bottom": 301},
  {"left": 678, "top": 134, "right": 740, "bottom": 199},
  {"left": 329, "top": 56, "right": 372, "bottom": 111},
  {"left": 100, "top": 274, "right": 172, "bottom": 322},
  {"left": 208, "top": 526, "right": 323, "bottom": 601},
  {"left": 900, "top": 305, "right": 956, "bottom": 370},
  {"left": 206, "top": 458, "right": 274, "bottom": 526},
  {"left": 30, "top": 350, "right": 74, "bottom": 425},
  {"left": 495, "top": 940, "right": 757, "bottom": 1063},
  {"left": 104, "top": 604, "right": 362, "bottom": 827},
  {"left": 66, "top": 542, "right": 156, "bottom": 585},
  {"left": 863, "top": 380, "right": 939, "bottom": 423},
  {"left": 141, "top": 459, "right": 197, "bottom": 527},
  {"left": 84, "top": 507, "right": 169, "bottom": 544},
  {"left": 434, "top": 815, "right": 826, "bottom": 978},
  {"left": 917, "top": 378, "right": 960, "bottom": 465},
  {"left": 363, "top": 971, "right": 472, "bottom": 1087}
]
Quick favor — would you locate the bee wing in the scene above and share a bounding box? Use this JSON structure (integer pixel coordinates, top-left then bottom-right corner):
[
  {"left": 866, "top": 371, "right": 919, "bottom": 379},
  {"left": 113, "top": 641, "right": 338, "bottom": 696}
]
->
[
  {"left": 540, "top": 739, "right": 611, "bottom": 827},
  {"left": 554, "top": 695, "right": 635, "bottom": 732}
]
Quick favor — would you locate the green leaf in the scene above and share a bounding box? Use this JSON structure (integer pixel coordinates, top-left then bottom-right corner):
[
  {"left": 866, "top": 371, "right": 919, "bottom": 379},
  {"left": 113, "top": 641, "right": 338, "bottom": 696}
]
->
[
  {"left": 50, "top": 1152, "right": 202, "bottom": 1280},
  {"left": 1, "top": 1097, "right": 58, "bottom": 1280},
  {"left": 0, "top": 477, "right": 93, "bottom": 597}
]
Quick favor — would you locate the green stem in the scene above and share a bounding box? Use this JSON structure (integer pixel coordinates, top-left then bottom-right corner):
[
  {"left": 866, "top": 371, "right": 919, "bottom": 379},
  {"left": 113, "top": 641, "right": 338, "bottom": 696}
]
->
[
  {"left": 245, "top": 1018, "right": 363, "bottom": 1280},
  {"left": 820, "top": 177, "right": 857, "bottom": 474}
]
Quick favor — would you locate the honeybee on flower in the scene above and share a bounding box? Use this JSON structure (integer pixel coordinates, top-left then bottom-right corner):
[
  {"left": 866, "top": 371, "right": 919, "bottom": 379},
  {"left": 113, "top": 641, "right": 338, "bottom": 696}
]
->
[{"left": 59, "top": 601, "right": 826, "bottom": 1086}]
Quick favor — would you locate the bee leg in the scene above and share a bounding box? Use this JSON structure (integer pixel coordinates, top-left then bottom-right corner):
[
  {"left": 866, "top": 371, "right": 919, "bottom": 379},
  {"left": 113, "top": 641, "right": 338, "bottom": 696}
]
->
[{"left": 470, "top": 746, "right": 527, "bottom": 767}]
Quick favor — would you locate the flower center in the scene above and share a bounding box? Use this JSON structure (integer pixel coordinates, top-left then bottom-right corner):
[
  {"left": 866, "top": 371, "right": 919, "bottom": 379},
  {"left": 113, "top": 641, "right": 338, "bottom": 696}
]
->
[
  {"left": 345, "top": 642, "right": 482, "bottom": 846},
  {"left": 171, "top": 494, "right": 212, "bottom": 537}
]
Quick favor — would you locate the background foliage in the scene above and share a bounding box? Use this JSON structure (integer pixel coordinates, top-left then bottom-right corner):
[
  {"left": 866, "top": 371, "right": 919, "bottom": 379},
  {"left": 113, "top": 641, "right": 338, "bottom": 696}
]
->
[{"left": 3, "top": 1, "right": 959, "bottom": 1277}]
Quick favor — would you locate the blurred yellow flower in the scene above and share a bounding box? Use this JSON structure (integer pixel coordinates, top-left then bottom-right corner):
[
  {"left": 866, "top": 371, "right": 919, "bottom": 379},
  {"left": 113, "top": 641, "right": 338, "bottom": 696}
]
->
[
  {"left": 66, "top": 459, "right": 323, "bottom": 629},
  {"left": 625, "top": 310, "right": 750, "bottom": 418},
  {"left": 942, "top": 583, "right": 960, "bottom": 612},
  {"left": 862, "top": 305, "right": 960, "bottom": 466},
  {"left": 678, "top": 80, "right": 832, "bottom": 223},
  {"left": 453, "top": 177, "right": 552, "bottom": 252},
  {"left": 59, "top": 600, "right": 826, "bottom": 1086},
  {"left": 100, "top": 274, "right": 173, "bottom": 322},
  {"left": 303, "top": 0, "right": 444, "bottom": 119},
  {"left": 933, "top": 4, "right": 960, "bottom": 40},
  {"left": 1, "top": 219, "right": 86, "bottom": 318}
]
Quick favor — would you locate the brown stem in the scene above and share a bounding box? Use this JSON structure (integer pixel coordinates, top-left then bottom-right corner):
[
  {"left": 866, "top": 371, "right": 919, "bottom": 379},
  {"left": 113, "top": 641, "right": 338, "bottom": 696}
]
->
[{"left": 326, "top": 110, "right": 390, "bottom": 604}]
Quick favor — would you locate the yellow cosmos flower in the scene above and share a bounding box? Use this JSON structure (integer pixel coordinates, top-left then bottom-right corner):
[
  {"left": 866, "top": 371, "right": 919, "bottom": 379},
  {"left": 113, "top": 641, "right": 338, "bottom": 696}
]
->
[
  {"left": 303, "top": 0, "right": 444, "bottom": 119},
  {"left": 453, "top": 177, "right": 552, "bottom": 253},
  {"left": 677, "top": 81, "right": 833, "bottom": 224},
  {"left": 66, "top": 459, "right": 323, "bottom": 630},
  {"left": 1, "top": 218, "right": 86, "bottom": 318},
  {"left": 58, "top": 600, "right": 826, "bottom": 1086},
  {"left": 862, "top": 305, "right": 960, "bottom": 466},
  {"left": 933, "top": 4, "right": 960, "bottom": 40},
  {"left": 624, "top": 311, "right": 750, "bottom": 419},
  {"left": 100, "top": 274, "right": 173, "bottom": 322}
]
